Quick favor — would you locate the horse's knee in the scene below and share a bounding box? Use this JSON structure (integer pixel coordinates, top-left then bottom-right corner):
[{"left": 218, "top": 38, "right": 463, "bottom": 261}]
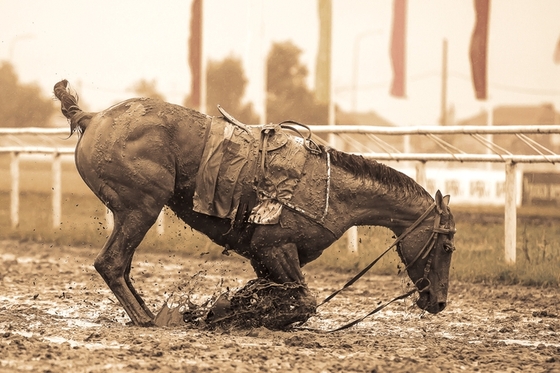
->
[{"left": 251, "top": 243, "right": 304, "bottom": 284}]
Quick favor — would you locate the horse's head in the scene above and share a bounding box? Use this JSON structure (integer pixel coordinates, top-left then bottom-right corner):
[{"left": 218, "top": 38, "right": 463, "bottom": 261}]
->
[{"left": 397, "top": 190, "right": 456, "bottom": 314}]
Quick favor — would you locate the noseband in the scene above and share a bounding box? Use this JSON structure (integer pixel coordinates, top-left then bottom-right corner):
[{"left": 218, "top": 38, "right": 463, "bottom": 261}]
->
[{"left": 298, "top": 200, "right": 455, "bottom": 332}]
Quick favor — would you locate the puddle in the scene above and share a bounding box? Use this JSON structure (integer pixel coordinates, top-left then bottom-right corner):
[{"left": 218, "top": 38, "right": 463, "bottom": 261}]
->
[{"left": 43, "top": 335, "right": 130, "bottom": 350}]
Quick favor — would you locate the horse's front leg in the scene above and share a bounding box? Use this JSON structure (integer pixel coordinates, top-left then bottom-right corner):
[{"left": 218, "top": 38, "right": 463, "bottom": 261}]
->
[
  {"left": 205, "top": 230, "right": 317, "bottom": 329},
  {"left": 247, "top": 239, "right": 317, "bottom": 327},
  {"left": 249, "top": 241, "right": 305, "bottom": 284}
]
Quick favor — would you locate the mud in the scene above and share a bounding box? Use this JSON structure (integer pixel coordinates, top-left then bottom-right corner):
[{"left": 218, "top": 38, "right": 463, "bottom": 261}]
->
[{"left": 1, "top": 239, "right": 559, "bottom": 372}]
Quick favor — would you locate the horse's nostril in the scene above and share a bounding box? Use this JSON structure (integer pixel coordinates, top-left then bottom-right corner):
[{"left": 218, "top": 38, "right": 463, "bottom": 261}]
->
[{"left": 438, "top": 302, "right": 447, "bottom": 312}]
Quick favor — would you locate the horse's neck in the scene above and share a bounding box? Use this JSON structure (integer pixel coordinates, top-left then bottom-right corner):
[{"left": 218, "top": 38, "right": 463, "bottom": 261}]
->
[{"left": 330, "top": 167, "right": 432, "bottom": 235}]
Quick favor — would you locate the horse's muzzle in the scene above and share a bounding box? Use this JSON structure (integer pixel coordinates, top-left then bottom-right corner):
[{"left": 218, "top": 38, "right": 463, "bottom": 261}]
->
[{"left": 416, "top": 292, "right": 447, "bottom": 314}]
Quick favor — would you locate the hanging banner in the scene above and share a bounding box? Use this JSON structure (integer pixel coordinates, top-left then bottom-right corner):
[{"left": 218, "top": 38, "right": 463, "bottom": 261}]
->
[
  {"left": 390, "top": 0, "right": 407, "bottom": 98},
  {"left": 554, "top": 36, "right": 560, "bottom": 64},
  {"left": 469, "top": 0, "right": 490, "bottom": 100}
]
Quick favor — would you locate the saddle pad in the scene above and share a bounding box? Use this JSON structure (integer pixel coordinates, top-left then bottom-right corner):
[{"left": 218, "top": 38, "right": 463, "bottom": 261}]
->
[
  {"left": 192, "top": 116, "right": 309, "bottom": 225},
  {"left": 193, "top": 116, "right": 254, "bottom": 219}
]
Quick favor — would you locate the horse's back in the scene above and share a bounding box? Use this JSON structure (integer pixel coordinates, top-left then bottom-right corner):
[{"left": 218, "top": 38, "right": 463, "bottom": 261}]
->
[{"left": 85, "top": 98, "right": 207, "bottom": 142}]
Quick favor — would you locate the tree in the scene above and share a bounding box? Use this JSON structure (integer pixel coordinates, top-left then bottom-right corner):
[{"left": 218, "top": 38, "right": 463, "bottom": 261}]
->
[
  {"left": 266, "top": 41, "right": 327, "bottom": 124},
  {"left": 131, "top": 78, "right": 165, "bottom": 101},
  {"left": 0, "top": 61, "right": 56, "bottom": 127},
  {"left": 202, "top": 55, "right": 259, "bottom": 124}
]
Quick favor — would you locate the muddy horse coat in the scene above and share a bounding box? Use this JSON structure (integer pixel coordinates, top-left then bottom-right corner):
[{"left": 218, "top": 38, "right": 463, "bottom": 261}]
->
[{"left": 54, "top": 80, "right": 456, "bottom": 327}]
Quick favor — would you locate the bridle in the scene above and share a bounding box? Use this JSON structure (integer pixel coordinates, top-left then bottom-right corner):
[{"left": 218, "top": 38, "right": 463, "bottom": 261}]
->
[
  {"left": 399, "top": 201, "right": 456, "bottom": 294},
  {"left": 296, "top": 199, "right": 456, "bottom": 333}
]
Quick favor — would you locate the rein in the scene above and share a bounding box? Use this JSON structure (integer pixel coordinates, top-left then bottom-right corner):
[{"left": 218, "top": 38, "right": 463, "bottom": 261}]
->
[
  {"left": 297, "top": 201, "right": 450, "bottom": 333},
  {"left": 317, "top": 203, "right": 437, "bottom": 307}
]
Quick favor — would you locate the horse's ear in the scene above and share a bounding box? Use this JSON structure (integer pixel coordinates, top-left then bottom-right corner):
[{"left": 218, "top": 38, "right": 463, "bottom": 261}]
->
[
  {"left": 435, "top": 190, "right": 450, "bottom": 212},
  {"left": 436, "top": 190, "right": 451, "bottom": 209}
]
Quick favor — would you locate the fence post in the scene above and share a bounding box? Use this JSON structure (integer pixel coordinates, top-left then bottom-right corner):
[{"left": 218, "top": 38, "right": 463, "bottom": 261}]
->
[
  {"left": 346, "top": 226, "right": 358, "bottom": 253},
  {"left": 105, "top": 208, "right": 114, "bottom": 232},
  {"left": 504, "top": 161, "right": 517, "bottom": 264},
  {"left": 10, "top": 152, "right": 19, "bottom": 228},
  {"left": 156, "top": 208, "right": 165, "bottom": 235},
  {"left": 415, "top": 161, "right": 427, "bottom": 188},
  {"left": 52, "top": 152, "right": 62, "bottom": 228}
]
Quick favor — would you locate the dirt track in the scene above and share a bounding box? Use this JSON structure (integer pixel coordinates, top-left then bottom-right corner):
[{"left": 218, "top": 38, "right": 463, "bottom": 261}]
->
[{"left": 1, "top": 239, "right": 559, "bottom": 372}]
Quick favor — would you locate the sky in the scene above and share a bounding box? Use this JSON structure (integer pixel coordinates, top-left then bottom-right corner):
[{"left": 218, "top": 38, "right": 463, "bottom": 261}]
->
[{"left": 1, "top": 0, "right": 559, "bottom": 126}]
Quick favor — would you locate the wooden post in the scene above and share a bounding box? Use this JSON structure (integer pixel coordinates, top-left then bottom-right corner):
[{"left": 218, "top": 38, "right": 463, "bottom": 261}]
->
[
  {"left": 52, "top": 152, "right": 62, "bottom": 228},
  {"left": 504, "top": 161, "right": 517, "bottom": 264},
  {"left": 440, "top": 39, "right": 448, "bottom": 125},
  {"left": 10, "top": 152, "right": 19, "bottom": 228},
  {"left": 199, "top": 0, "right": 206, "bottom": 114}
]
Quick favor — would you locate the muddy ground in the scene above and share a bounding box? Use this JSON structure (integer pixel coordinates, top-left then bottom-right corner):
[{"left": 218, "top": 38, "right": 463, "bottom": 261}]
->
[{"left": 0, "top": 239, "right": 559, "bottom": 373}]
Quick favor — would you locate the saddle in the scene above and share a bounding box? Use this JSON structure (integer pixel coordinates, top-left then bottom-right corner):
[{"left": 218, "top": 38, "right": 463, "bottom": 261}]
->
[
  {"left": 217, "top": 105, "right": 321, "bottom": 154},
  {"left": 192, "top": 106, "right": 321, "bottom": 225}
]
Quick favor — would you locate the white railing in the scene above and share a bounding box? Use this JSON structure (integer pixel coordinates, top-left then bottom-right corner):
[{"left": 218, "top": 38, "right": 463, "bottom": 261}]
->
[{"left": 2, "top": 125, "right": 559, "bottom": 264}]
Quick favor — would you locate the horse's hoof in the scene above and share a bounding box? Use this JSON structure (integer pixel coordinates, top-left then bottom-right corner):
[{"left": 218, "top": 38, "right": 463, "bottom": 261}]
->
[
  {"left": 204, "top": 279, "right": 317, "bottom": 330},
  {"left": 205, "top": 294, "right": 233, "bottom": 323}
]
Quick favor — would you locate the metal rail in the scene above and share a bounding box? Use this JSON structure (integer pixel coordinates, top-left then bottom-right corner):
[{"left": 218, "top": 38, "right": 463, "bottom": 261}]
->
[
  {"left": 360, "top": 153, "right": 560, "bottom": 163},
  {"left": 0, "top": 128, "right": 70, "bottom": 135},
  {"left": 3, "top": 124, "right": 560, "bottom": 135},
  {"left": 0, "top": 146, "right": 75, "bottom": 154},
  {"left": 309, "top": 124, "right": 560, "bottom": 135}
]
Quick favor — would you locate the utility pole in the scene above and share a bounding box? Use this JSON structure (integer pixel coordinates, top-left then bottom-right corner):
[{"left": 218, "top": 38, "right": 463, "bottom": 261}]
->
[{"left": 440, "top": 39, "right": 448, "bottom": 125}]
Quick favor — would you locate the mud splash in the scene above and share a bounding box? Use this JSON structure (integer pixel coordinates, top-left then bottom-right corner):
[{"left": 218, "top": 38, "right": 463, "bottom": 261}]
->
[{"left": 154, "top": 278, "right": 317, "bottom": 330}]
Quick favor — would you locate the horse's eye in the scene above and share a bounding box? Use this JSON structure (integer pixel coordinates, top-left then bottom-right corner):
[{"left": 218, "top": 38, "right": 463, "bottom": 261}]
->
[{"left": 444, "top": 243, "right": 455, "bottom": 253}]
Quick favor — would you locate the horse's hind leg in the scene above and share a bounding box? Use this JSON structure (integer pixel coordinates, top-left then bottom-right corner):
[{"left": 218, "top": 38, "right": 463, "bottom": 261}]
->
[
  {"left": 94, "top": 206, "right": 162, "bottom": 326},
  {"left": 124, "top": 253, "right": 153, "bottom": 318}
]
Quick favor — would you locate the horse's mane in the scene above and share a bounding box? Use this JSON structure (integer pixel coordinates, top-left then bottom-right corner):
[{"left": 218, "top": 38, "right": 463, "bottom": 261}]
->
[{"left": 326, "top": 147, "right": 432, "bottom": 199}]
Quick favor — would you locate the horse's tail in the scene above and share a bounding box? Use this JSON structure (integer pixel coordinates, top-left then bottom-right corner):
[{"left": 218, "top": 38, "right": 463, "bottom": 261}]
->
[{"left": 53, "top": 79, "right": 93, "bottom": 136}]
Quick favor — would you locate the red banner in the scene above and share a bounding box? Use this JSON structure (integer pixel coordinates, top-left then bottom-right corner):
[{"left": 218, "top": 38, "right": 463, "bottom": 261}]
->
[
  {"left": 469, "top": 0, "right": 490, "bottom": 100},
  {"left": 390, "top": 0, "right": 407, "bottom": 98}
]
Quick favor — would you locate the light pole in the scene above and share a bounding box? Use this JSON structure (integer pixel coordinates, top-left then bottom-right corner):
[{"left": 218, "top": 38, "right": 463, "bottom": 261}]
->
[{"left": 347, "top": 29, "right": 380, "bottom": 254}]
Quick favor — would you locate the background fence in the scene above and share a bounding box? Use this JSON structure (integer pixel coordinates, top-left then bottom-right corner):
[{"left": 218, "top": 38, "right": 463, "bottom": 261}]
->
[{"left": 2, "top": 125, "right": 559, "bottom": 264}]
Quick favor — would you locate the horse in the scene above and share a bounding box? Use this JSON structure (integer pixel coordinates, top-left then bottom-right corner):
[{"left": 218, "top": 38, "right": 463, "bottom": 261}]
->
[{"left": 53, "top": 79, "right": 456, "bottom": 328}]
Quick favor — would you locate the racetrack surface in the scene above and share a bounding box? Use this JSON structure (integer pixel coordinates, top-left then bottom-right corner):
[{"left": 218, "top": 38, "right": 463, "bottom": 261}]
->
[{"left": 1, "top": 240, "right": 559, "bottom": 372}]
